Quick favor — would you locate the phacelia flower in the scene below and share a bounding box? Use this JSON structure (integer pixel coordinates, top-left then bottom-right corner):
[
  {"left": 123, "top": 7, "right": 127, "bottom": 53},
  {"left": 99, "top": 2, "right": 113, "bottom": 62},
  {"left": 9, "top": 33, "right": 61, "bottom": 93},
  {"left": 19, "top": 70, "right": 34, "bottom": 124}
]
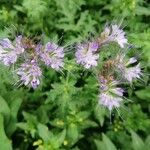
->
[
  {"left": 124, "top": 64, "right": 141, "bottom": 82},
  {"left": 99, "top": 77, "right": 124, "bottom": 111},
  {"left": 100, "top": 24, "right": 128, "bottom": 48},
  {"left": 75, "top": 42, "right": 99, "bottom": 69},
  {"left": 0, "top": 47, "right": 17, "bottom": 66},
  {"left": 99, "top": 93, "right": 123, "bottom": 111},
  {"left": 116, "top": 55, "right": 142, "bottom": 82},
  {"left": 0, "top": 36, "right": 24, "bottom": 66},
  {"left": 39, "top": 42, "right": 64, "bottom": 70},
  {"left": 16, "top": 60, "right": 42, "bottom": 89}
]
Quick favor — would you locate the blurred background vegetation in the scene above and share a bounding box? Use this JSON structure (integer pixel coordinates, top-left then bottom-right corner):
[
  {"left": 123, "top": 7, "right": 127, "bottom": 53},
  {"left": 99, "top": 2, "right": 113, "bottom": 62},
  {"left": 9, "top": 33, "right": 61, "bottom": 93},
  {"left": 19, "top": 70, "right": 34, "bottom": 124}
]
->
[{"left": 0, "top": 0, "right": 150, "bottom": 150}]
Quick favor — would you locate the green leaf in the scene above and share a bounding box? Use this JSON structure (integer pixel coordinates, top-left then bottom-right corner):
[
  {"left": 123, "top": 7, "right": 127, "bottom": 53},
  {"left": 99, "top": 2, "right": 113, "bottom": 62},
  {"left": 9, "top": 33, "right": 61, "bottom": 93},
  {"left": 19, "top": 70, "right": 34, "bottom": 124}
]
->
[
  {"left": 94, "top": 106, "right": 106, "bottom": 126},
  {"left": 131, "top": 130, "right": 145, "bottom": 150},
  {"left": 23, "top": 111, "right": 38, "bottom": 124},
  {"left": 135, "top": 88, "right": 150, "bottom": 100},
  {"left": 102, "top": 134, "right": 117, "bottom": 150},
  {"left": 17, "top": 112, "right": 38, "bottom": 138},
  {"left": 94, "top": 134, "right": 117, "bottom": 150},
  {"left": 36, "top": 105, "right": 49, "bottom": 124},
  {"left": 22, "top": 0, "right": 48, "bottom": 20},
  {"left": 67, "top": 123, "right": 79, "bottom": 144},
  {"left": 17, "top": 122, "right": 28, "bottom": 131},
  {"left": 6, "top": 98, "right": 22, "bottom": 136},
  {"left": 0, "top": 114, "right": 12, "bottom": 150},
  {"left": 145, "top": 135, "right": 150, "bottom": 150},
  {"left": 94, "top": 139, "right": 105, "bottom": 150},
  {"left": 37, "top": 123, "right": 52, "bottom": 142},
  {"left": 55, "top": 129, "right": 66, "bottom": 147},
  {"left": 0, "top": 96, "right": 10, "bottom": 124},
  {"left": 136, "top": 6, "right": 150, "bottom": 16}
]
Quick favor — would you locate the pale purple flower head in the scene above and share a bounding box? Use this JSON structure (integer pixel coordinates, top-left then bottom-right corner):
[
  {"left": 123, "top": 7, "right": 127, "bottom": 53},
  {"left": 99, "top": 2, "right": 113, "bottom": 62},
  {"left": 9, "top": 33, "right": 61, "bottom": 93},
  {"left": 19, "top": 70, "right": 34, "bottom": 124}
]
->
[
  {"left": 101, "top": 24, "right": 128, "bottom": 48},
  {"left": 99, "top": 93, "right": 123, "bottom": 111},
  {"left": 17, "top": 60, "right": 42, "bottom": 89},
  {"left": 0, "top": 49, "right": 17, "bottom": 66},
  {"left": 124, "top": 64, "right": 142, "bottom": 82},
  {"left": 39, "top": 42, "right": 64, "bottom": 70},
  {"left": 117, "top": 56, "right": 142, "bottom": 82},
  {"left": 99, "top": 78, "right": 124, "bottom": 111},
  {"left": 0, "top": 36, "right": 24, "bottom": 66},
  {"left": 75, "top": 41, "right": 99, "bottom": 69}
]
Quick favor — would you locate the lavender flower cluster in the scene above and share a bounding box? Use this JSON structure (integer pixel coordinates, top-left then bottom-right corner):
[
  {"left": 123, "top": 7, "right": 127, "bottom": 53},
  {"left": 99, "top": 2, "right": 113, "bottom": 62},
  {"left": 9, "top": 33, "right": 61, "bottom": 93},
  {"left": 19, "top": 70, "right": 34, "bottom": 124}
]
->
[
  {"left": 0, "top": 23, "right": 142, "bottom": 112},
  {"left": 75, "top": 24, "right": 142, "bottom": 111},
  {"left": 99, "top": 77, "right": 124, "bottom": 111},
  {"left": 0, "top": 36, "right": 64, "bottom": 88}
]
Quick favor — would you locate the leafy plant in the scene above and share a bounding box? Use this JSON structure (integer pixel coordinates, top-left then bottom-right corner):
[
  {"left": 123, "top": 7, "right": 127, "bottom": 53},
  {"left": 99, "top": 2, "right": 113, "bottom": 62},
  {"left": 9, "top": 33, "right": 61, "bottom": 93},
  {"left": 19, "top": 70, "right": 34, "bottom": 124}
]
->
[{"left": 0, "top": 0, "right": 149, "bottom": 150}]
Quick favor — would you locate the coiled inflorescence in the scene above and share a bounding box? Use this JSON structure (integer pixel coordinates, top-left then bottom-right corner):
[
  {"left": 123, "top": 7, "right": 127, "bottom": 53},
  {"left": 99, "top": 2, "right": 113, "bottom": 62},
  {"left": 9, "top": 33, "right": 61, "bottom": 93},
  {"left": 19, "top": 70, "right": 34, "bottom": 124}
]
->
[
  {"left": 0, "top": 23, "right": 142, "bottom": 112},
  {"left": 0, "top": 36, "right": 65, "bottom": 88},
  {"left": 16, "top": 60, "right": 42, "bottom": 89},
  {"left": 99, "top": 76, "right": 124, "bottom": 111},
  {"left": 74, "top": 24, "right": 142, "bottom": 111}
]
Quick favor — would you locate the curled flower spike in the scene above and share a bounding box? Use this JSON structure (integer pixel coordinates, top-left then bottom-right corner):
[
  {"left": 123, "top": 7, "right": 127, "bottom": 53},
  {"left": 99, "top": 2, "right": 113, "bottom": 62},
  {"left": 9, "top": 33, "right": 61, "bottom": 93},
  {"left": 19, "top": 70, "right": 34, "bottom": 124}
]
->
[
  {"left": 75, "top": 41, "right": 99, "bottom": 69},
  {"left": 0, "top": 36, "right": 24, "bottom": 66},
  {"left": 16, "top": 60, "right": 42, "bottom": 89},
  {"left": 116, "top": 55, "right": 142, "bottom": 82},
  {"left": 0, "top": 36, "right": 65, "bottom": 88},
  {"left": 39, "top": 42, "right": 64, "bottom": 70},
  {"left": 100, "top": 24, "right": 128, "bottom": 48},
  {"left": 99, "top": 76, "right": 124, "bottom": 111}
]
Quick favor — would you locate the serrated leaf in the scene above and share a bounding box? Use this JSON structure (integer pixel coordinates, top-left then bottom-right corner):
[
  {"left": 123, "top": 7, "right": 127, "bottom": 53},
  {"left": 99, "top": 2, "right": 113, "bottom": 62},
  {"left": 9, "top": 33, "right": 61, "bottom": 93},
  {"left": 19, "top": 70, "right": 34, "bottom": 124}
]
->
[
  {"left": 23, "top": 111, "right": 38, "bottom": 124},
  {"left": 22, "top": 0, "right": 48, "bottom": 20},
  {"left": 94, "top": 106, "right": 106, "bottom": 126},
  {"left": 37, "top": 123, "right": 52, "bottom": 142},
  {"left": 55, "top": 129, "right": 66, "bottom": 147},
  {"left": 67, "top": 123, "right": 78, "bottom": 144}
]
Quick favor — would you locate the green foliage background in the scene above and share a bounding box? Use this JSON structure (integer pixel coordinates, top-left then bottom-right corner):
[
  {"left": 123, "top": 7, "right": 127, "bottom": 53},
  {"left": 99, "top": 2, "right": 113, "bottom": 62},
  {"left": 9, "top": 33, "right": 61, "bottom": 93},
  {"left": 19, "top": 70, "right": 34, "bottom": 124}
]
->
[{"left": 0, "top": 0, "right": 150, "bottom": 149}]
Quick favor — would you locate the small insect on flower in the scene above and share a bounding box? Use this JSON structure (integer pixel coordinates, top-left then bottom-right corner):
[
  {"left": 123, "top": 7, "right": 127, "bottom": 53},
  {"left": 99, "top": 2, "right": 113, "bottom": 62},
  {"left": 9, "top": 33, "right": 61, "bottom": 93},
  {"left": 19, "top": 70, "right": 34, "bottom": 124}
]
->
[
  {"left": 16, "top": 60, "right": 42, "bottom": 89},
  {"left": 116, "top": 55, "right": 142, "bottom": 82},
  {"left": 99, "top": 76, "right": 124, "bottom": 111},
  {"left": 99, "top": 24, "right": 128, "bottom": 48},
  {"left": 0, "top": 36, "right": 24, "bottom": 66},
  {"left": 39, "top": 42, "right": 64, "bottom": 70},
  {"left": 75, "top": 41, "right": 99, "bottom": 69}
]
